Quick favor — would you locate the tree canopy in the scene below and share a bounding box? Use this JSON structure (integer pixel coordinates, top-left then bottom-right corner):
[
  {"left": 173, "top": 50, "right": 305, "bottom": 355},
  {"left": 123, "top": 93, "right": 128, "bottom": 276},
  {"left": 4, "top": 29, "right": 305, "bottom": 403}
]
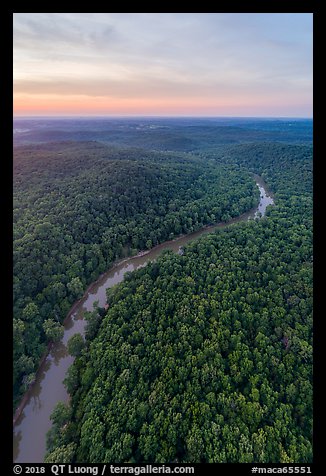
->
[
  {"left": 13, "top": 141, "right": 259, "bottom": 408},
  {"left": 44, "top": 141, "right": 312, "bottom": 463}
]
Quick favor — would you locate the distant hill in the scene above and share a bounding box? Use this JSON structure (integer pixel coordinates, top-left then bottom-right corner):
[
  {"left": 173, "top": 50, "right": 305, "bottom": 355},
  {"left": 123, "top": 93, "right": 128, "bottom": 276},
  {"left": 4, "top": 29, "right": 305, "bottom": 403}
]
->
[{"left": 13, "top": 117, "right": 312, "bottom": 151}]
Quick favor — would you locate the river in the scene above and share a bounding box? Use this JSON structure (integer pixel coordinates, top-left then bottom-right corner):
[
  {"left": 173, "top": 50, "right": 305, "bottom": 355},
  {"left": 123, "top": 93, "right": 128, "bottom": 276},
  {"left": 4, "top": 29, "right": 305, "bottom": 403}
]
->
[{"left": 13, "top": 175, "right": 273, "bottom": 463}]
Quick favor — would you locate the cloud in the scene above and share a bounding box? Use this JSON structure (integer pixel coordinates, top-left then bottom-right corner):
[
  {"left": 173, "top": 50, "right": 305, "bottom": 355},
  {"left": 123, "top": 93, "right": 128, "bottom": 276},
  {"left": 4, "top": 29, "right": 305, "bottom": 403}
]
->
[
  {"left": 13, "top": 13, "right": 313, "bottom": 116},
  {"left": 13, "top": 73, "right": 311, "bottom": 108}
]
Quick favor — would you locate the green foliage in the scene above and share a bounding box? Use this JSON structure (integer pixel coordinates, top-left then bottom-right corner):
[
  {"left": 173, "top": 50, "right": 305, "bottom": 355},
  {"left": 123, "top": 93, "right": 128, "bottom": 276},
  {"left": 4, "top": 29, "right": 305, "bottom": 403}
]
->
[
  {"left": 50, "top": 402, "right": 72, "bottom": 427},
  {"left": 63, "top": 365, "right": 80, "bottom": 395},
  {"left": 67, "top": 334, "right": 85, "bottom": 357},
  {"left": 13, "top": 142, "right": 258, "bottom": 407},
  {"left": 46, "top": 402, "right": 75, "bottom": 459},
  {"left": 44, "top": 443, "right": 77, "bottom": 463},
  {"left": 13, "top": 130, "right": 312, "bottom": 463},
  {"left": 22, "top": 372, "right": 36, "bottom": 391},
  {"left": 43, "top": 319, "right": 64, "bottom": 343},
  {"left": 67, "top": 278, "right": 84, "bottom": 300},
  {"left": 46, "top": 142, "right": 312, "bottom": 463},
  {"left": 83, "top": 305, "right": 102, "bottom": 342}
]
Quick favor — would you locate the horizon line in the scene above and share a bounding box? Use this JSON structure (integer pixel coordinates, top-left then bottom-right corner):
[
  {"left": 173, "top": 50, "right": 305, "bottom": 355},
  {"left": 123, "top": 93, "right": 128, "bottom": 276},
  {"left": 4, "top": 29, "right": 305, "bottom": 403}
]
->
[{"left": 14, "top": 114, "right": 313, "bottom": 120}]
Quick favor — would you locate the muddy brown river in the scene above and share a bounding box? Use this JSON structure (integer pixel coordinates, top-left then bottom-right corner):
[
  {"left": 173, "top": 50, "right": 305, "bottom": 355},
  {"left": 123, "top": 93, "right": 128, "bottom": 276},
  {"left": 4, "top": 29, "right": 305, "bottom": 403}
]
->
[{"left": 13, "top": 175, "right": 273, "bottom": 462}]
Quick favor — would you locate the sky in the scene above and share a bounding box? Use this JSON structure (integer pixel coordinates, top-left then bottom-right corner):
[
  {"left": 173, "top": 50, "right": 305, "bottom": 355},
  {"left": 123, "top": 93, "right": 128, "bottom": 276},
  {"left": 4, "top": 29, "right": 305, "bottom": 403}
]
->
[{"left": 13, "top": 13, "right": 313, "bottom": 117}]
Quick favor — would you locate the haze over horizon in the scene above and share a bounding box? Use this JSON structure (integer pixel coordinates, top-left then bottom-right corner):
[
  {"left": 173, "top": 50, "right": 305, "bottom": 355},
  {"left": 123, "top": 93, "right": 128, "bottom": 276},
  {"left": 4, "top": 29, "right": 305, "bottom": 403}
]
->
[
  {"left": 13, "top": 13, "right": 313, "bottom": 118},
  {"left": 13, "top": 115, "right": 313, "bottom": 121}
]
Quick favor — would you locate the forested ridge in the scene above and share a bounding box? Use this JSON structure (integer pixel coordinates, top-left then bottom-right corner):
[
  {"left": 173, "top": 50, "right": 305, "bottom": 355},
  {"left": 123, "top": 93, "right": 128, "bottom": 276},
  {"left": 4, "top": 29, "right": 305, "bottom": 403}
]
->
[
  {"left": 13, "top": 141, "right": 258, "bottom": 408},
  {"left": 44, "top": 142, "right": 313, "bottom": 463}
]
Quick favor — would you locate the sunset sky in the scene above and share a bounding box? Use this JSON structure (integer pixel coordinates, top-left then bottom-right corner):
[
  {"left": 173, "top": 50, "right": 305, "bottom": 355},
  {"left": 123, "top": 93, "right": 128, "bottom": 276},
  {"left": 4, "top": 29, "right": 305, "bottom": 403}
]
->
[{"left": 13, "top": 13, "right": 313, "bottom": 117}]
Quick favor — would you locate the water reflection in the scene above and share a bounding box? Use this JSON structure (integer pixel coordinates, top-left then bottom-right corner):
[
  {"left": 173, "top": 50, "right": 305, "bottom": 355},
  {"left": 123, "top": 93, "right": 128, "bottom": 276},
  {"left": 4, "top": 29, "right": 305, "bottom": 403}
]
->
[
  {"left": 50, "top": 341, "right": 69, "bottom": 365},
  {"left": 64, "top": 317, "right": 74, "bottom": 331},
  {"left": 13, "top": 430, "right": 22, "bottom": 461},
  {"left": 30, "top": 394, "right": 42, "bottom": 413}
]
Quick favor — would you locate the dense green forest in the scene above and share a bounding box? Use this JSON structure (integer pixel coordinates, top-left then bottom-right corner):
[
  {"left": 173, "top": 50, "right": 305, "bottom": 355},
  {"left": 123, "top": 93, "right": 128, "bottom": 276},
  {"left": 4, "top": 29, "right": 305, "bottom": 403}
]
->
[
  {"left": 44, "top": 142, "right": 312, "bottom": 463},
  {"left": 13, "top": 141, "right": 259, "bottom": 407}
]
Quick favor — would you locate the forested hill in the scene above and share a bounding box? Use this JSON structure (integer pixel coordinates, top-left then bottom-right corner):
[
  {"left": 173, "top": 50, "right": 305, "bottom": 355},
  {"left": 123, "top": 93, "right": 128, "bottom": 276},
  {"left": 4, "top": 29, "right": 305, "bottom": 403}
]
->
[
  {"left": 200, "top": 142, "right": 313, "bottom": 199},
  {"left": 45, "top": 142, "right": 312, "bottom": 463},
  {"left": 13, "top": 141, "right": 259, "bottom": 408}
]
